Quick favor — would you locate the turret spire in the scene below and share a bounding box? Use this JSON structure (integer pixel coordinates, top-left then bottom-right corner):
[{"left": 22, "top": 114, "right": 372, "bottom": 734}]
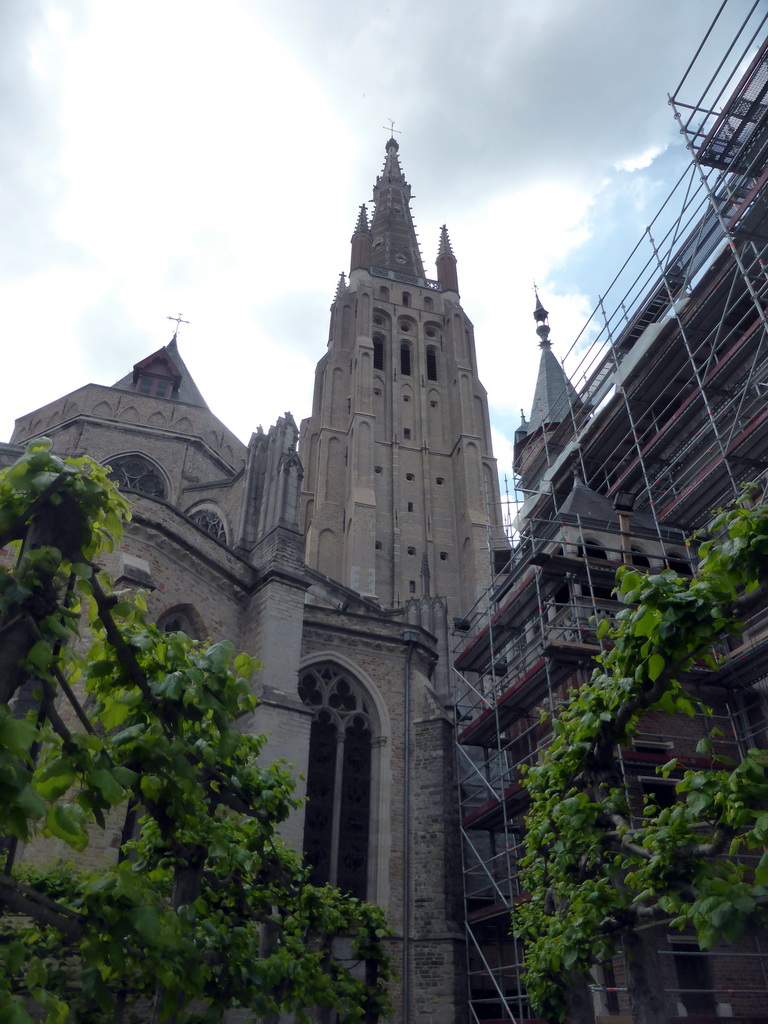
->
[
  {"left": 437, "top": 224, "right": 454, "bottom": 259},
  {"left": 350, "top": 205, "right": 372, "bottom": 273},
  {"left": 526, "top": 294, "right": 579, "bottom": 433},
  {"left": 436, "top": 224, "right": 459, "bottom": 293},
  {"left": 369, "top": 138, "right": 425, "bottom": 278},
  {"left": 354, "top": 204, "right": 369, "bottom": 233}
]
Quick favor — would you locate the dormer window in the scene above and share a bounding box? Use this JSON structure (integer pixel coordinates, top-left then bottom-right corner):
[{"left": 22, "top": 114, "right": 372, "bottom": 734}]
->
[{"left": 131, "top": 350, "right": 181, "bottom": 399}]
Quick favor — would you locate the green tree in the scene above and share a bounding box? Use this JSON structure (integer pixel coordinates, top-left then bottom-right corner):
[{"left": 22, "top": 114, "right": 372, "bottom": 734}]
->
[
  {"left": 516, "top": 493, "right": 768, "bottom": 1024},
  {"left": 0, "top": 440, "right": 391, "bottom": 1024}
]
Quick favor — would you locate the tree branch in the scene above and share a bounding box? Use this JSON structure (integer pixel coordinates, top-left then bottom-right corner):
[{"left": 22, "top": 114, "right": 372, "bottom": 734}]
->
[
  {"left": 0, "top": 873, "right": 86, "bottom": 940},
  {"left": 22, "top": 613, "right": 96, "bottom": 735},
  {"left": 676, "top": 828, "right": 729, "bottom": 859},
  {"left": 604, "top": 812, "right": 653, "bottom": 860},
  {"left": 89, "top": 573, "right": 158, "bottom": 705}
]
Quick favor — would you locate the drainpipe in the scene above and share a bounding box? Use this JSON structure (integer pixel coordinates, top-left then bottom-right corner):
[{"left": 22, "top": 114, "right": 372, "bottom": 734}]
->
[{"left": 401, "top": 629, "right": 420, "bottom": 1024}]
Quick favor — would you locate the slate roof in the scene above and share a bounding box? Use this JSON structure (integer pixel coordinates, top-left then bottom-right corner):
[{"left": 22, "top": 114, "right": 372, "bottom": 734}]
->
[{"left": 527, "top": 342, "right": 580, "bottom": 434}]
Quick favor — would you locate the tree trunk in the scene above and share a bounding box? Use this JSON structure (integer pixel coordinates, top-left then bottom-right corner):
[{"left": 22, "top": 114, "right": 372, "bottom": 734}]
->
[
  {"left": 564, "top": 972, "right": 597, "bottom": 1024},
  {"left": 623, "top": 928, "right": 671, "bottom": 1024}
]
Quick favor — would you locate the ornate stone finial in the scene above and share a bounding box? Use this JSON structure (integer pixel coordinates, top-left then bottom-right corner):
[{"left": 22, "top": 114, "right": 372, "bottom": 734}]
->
[
  {"left": 533, "top": 288, "right": 551, "bottom": 347},
  {"left": 334, "top": 272, "right": 347, "bottom": 299}
]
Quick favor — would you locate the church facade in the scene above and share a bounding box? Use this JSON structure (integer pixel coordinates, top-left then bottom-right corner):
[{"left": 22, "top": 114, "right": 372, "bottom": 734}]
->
[{"left": 1, "top": 140, "right": 509, "bottom": 1023}]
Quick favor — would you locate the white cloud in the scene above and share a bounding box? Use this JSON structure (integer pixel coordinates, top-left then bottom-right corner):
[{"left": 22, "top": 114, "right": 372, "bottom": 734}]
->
[{"left": 614, "top": 145, "right": 666, "bottom": 173}]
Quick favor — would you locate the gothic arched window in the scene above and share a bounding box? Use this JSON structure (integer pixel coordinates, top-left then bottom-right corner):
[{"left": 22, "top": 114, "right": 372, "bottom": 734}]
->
[
  {"left": 157, "top": 604, "right": 203, "bottom": 639},
  {"left": 426, "top": 346, "right": 438, "bottom": 382},
  {"left": 188, "top": 506, "right": 227, "bottom": 544},
  {"left": 109, "top": 455, "right": 166, "bottom": 498},
  {"left": 299, "top": 664, "right": 373, "bottom": 899}
]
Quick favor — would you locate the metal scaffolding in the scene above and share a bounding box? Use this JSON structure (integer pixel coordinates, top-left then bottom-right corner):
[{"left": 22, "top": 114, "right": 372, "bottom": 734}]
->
[{"left": 455, "top": 8, "right": 768, "bottom": 1022}]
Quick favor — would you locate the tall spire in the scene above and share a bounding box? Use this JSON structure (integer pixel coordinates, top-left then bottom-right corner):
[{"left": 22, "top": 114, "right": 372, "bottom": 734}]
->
[
  {"left": 436, "top": 224, "right": 459, "bottom": 293},
  {"left": 369, "top": 138, "right": 425, "bottom": 278}
]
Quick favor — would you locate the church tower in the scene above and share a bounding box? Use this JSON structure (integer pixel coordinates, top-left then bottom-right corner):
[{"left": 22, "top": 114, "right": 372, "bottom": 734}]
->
[{"left": 300, "top": 138, "right": 506, "bottom": 614}]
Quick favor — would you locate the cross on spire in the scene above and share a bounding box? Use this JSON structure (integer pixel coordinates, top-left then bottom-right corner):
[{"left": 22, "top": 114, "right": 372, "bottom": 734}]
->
[
  {"left": 383, "top": 119, "right": 401, "bottom": 138},
  {"left": 166, "top": 314, "right": 189, "bottom": 342}
]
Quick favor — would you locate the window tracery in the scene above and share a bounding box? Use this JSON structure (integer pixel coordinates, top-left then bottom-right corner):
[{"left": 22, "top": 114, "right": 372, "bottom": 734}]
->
[
  {"left": 299, "top": 664, "right": 373, "bottom": 899},
  {"left": 109, "top": 456, "right": 165, "bottom": 498},
  {"left": 188, "top": 507, "right": 227, "bottom": 543}
]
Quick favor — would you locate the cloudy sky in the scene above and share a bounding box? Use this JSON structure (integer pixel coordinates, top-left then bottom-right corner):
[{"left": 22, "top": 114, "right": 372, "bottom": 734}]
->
[{"left": 1, "top": 0, "right": 762, "bottom": 495}]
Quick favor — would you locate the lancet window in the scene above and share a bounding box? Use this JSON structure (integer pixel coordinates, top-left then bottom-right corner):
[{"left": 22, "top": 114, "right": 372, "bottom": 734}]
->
[
  {"left": 373, "top": 335, "right": 385, "bottom": 371},
  {"left": 400, "top": 342, "right": 412, "bottom": 376},
  {"left": 299, "top": 664, "right": 373, "bottom": 900}
]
